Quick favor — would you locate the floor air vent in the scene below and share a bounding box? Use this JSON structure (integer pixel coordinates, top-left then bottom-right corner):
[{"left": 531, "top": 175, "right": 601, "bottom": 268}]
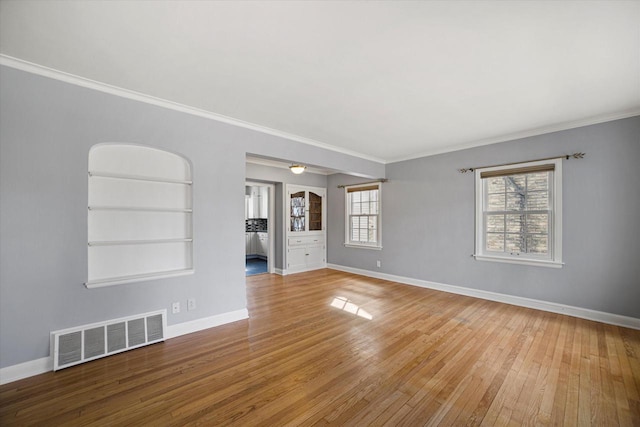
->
[{"left": 51, "top": 310, "right": 166, "bottom": 371}]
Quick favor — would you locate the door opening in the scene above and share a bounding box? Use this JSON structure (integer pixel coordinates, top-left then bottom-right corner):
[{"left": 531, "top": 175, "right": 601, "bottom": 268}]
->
[{"left": 245, "top": 183, "right": 273, "bottom": 276}]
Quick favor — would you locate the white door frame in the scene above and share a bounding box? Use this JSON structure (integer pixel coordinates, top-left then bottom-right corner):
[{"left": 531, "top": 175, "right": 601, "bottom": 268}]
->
[{"left": 245, "top": 181, "right": 275, "bottom": 274}]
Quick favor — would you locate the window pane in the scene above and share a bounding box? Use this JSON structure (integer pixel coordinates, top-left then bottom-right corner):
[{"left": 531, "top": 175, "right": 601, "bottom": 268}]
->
[
  {"left": 526, "top": 191, "right": 549, "bottom": 210},
  {"left": 487, "top": 194, "right": 505, "bottom": 211},
  {"left": 351, "top": 199, "right": 361, "bottom": 215},
  {"left": 487, "top": 177, "right": 505, "bottom": 194},
  {"left": 370, "top": 190, "right": 379, "bottom": 201},
  {"left": 486, "top": 214, "right": 505, "bottom": 232},
  {"left": 370, "top": 201, "right": 378, "bottom": 215},
  {"left": 527, "top": 234, "right": 548, "bottom": 254},
  {"left": 506, "top": 233, "right": 525, "bottom": 253},
  {"left": 486, "top": 233, "right": 504, "bottom": 251},
  {"left": 527, "top": 172, "right": 549, "bottom": 191},
  {"left": 361, "top": 201, "right": 370, "bottom": 214},
  {"left": 506, "top": 193, "right": 526, "bottom": 211},
  {"left": 506, "top": 214, "right": 525, "bottom": 233},
  {"left": 526, "top": 214, "right": 548, "bottom": 234},
  {"left": 505, "top": 176, "right": 526, "bottom": 192}
]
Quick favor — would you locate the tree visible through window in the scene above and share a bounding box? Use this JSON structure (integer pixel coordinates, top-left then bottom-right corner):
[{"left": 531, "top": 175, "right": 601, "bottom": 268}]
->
[{"left": 475, "top": 159, "right": 562, "bottom": 267}]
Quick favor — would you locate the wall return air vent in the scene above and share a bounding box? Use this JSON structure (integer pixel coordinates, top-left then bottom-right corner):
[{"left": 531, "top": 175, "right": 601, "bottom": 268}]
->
[{"left": 51, "top": 310, "right": 166, "bottom": 371}]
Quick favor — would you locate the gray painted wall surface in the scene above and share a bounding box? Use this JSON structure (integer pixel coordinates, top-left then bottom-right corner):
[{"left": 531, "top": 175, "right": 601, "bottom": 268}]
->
[
  {"left": 0, "top": 66, "right": 381, "bottom": 368},
  {"left": 245, "top": 162, "right": 327, "bottom": 269},
  {"left": 328, "top": 116, "right": 640, "bottom": 318}
]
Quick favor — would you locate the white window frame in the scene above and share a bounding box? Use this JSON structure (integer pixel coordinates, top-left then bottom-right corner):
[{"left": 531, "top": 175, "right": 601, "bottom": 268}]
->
[
  {"left": 474, "top": 158, "right": 563, "bottom": 268},
  {"left": 344, "top": 183, "right": 382, "bottom": 250}
]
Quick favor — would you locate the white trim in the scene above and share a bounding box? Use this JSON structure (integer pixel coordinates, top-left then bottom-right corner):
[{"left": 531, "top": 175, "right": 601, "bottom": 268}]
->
[
  {"left": 274, "top": 268, "right": 285, "bottom": 275},
  {"left": 0, "top": 308, "right": 249, "bottom": 385},
  {"left": 344, "top": 243, "right": 383, "bottom": 251},
  {"left": 0, "top": 357, "right": 52, "bottom": 385},
  {"left": 0, "top": 54, "right": 384, "bottom": 164},
  {"left": 3, "top": 55, "right": 637, "bottom": 166},
  {"left": 327, "top": 263, "right": 640, "bottom": 330},
  {"left": 386, "top": 110, "right": 640, "bottom": 164},
  {"left": 165, "top": 308, "right": 249, "bottom": 339},
  {"left": 473, "top": 255, "right": 563, "bottom": 268}
]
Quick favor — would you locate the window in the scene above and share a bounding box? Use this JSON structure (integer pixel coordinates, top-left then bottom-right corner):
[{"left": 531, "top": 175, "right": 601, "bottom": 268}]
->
[
  {"left": 345, "top": 184, "right": 382, "bottom": 249},
  {"left": 475, "top": 159, "right": 562, "bottom": 267},
  {"left": 87, "top": 144, "right": 193, "bottom": 288}
]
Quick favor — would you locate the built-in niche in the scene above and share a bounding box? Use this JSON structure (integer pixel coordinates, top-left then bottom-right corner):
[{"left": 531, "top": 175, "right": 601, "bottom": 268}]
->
[{"left": 86, "top": 143, "right": 193, "bottom": 288}]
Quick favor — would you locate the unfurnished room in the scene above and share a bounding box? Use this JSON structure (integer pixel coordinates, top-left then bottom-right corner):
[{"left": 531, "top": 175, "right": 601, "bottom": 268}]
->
[{"left": 0, "top": 1, "right": 639, "bottom": 425}]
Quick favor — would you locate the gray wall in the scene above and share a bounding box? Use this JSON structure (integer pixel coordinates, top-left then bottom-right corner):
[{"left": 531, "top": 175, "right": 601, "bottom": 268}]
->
[
  {"left": 328, "top": 116, "right": 640, "bottom": 318},
  {"left": 246, "top": 162, "right": 328, "bottom": 269},
  {"left": 0, "top": 66, "right": 382, "bottom": 368}
]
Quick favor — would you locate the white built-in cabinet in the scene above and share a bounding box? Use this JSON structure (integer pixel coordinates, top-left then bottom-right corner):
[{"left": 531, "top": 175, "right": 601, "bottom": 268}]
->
[
  {"left": 87, "top": 144, "right": 193, "bottom": 288},
  {"left": 285, "top": 185, "right": 326, "bottom": 274},
  {"left": 246, "top": 232, "right": 268, "bottom": 258},
  {"left": 246, "top": 186, "right": 269, "bottom": 219}
]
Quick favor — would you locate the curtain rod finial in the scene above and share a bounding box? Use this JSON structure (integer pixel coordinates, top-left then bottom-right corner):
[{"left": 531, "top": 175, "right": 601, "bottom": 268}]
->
[{"left": 458, "top": 168, "right": 474, "bottom": 173}]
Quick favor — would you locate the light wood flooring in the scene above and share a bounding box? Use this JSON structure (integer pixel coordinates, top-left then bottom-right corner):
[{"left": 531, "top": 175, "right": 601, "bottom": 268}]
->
[{"left": 1, "top": 269, "right": 639, "bottom": 425}]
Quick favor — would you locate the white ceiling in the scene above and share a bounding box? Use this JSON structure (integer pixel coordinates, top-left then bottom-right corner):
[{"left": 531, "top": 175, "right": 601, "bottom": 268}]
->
[{"left": 1, "top": 1, "right": 639, "bottom": 163}]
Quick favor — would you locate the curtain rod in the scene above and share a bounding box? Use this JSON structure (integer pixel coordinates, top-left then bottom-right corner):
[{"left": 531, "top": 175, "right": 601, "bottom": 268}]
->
[
  {"left": 337, "top": 179, "right": 388, "bottom": 188},
  {"left": 457, "top": 152, "right": 585, "bottom": 174}
]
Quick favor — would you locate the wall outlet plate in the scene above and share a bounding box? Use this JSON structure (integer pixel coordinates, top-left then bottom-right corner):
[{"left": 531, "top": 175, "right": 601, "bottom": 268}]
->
[
  {"left": 187, "top": 298, "right": 196, "bottom": 311},
  {"left": 172, "top": 302, "right": 180, "bottom": 314}
]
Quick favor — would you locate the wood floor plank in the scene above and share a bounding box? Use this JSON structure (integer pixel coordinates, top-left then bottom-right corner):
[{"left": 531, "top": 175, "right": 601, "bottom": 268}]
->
[{"left": 1, "top": 268, "right": 639, "bottom": 426}]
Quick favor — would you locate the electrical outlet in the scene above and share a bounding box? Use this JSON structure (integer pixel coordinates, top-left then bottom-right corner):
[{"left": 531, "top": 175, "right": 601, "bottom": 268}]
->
[
  {"left": 376, "top": 260, "right": 381, "bottom": 268},
  {"left": 188, "top": 298, "right": 196, "bottom": 311},
  {"left": 172, "top": 301, "right": 180, "bottom": 314}
]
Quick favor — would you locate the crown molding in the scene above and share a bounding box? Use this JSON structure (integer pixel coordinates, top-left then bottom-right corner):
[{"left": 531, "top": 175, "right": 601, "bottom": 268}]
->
[
  {"left": 2, "top": 54, "right": 638, "bottom": 165},
  {"left": 0, "top": 54, "right": 385, "bottom": 164},
  {"left": 387, "top": 109, "right": 640, "bottom": 164}
]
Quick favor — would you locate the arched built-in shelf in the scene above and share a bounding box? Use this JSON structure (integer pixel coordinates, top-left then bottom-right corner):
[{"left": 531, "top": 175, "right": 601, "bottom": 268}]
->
[{"left": 86, "top": 144, "right": 193, "bottom": 288}]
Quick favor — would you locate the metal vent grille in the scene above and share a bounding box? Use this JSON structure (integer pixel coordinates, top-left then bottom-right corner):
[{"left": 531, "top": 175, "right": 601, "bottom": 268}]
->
[
  {"left": 146, "top": 314, "right": 164, "bottom": 341},
  {"left": 84, "top": 327, "right": 105, "bottom": 359},
  {"left": 58, "top": 331, "right": 82, "bottom": 367},
  {"left": 51, "top": 310, "right": 166, "bottom": 371}
]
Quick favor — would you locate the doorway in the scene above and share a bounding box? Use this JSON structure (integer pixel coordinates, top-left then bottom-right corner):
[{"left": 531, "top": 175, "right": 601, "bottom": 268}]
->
[{"left": 245, "top": 182, "right": 274, "bottom": 276}]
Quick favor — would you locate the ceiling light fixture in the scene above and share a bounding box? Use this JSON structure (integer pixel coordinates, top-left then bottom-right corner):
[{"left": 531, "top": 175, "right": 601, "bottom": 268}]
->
[{"left": 289, "top": 164, "right": 306, "bottom": 174}]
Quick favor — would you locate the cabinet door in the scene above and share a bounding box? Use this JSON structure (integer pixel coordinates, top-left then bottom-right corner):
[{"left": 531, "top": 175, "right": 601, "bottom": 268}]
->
[
  {"left": 260, "top": 187, "right": 269, "bottom": 219},
  {"left": 245, "top": 233, "right": 251, "bottom": 254},
  {"left": 290, "top": 191, "right": 306, "bottom": 232},
  {"left": 308, "top": 191, "right": 323, "bottom": 231},
  {"left": 287, "top": 246, "right": 307, "bottom": 270},
  {"left": 306, "top": 244, "right": 325, "bottom": 268},
  {"left": 258, "top": 234, "right": 268, "bottom": 256}
]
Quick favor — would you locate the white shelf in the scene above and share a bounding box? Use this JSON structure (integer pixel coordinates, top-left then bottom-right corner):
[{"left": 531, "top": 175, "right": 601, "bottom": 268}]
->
[
  {"left": 85, "top": 269, "right": 194, "bottom": 289},
  {"left": 88, "top": 238, "right": 193, "bottom": 247},
  {"left": 88, "top": 206, "right": 192, "bottom": 213},
  {"left": 89, "top": 171, "right": 192, "bottom": 185}
]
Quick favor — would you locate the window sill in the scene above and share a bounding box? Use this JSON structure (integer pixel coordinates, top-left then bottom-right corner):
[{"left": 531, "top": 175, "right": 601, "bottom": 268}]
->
[
  {"left": 85, "top": 269, "right": 194, "bottom": 289},
  {"left": 344, "top": 243, "right": 383, "bottom": 251},
  {"left": 473, "top": 254, "right": 563, "bottom": 268}
]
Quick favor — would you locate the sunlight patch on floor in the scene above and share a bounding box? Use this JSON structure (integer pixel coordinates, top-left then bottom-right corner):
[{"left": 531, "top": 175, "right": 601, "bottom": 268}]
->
[{"left": 330, "top": 296, "right": 373, "bottom": 320}]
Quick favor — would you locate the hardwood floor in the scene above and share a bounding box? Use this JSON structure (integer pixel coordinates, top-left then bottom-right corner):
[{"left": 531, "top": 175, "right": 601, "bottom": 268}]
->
[{"left": 1, "top": 269, "right": 639, "bottom": 426}]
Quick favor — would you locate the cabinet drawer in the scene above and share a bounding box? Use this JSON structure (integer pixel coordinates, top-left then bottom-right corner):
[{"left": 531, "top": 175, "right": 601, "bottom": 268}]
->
[{"left": 288, "top": 236, "right": 323, "bottom": 246}]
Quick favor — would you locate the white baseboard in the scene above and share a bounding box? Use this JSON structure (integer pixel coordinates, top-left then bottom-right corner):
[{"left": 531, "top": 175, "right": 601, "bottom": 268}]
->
[
  {"left": 0, "top": 356, "right": 52, "bottom": 386},
  {"left": 0, "top": 308, "right": 249, "bottom": 385},
  {"left": 165, "top": 308, "right": 249, "bottom": 339},
  {"left": 327, "top": 264, "right": 640, "bottom": 330},
  {"left": 274, "top": 268, "right": 285, "bottom": 275}
]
